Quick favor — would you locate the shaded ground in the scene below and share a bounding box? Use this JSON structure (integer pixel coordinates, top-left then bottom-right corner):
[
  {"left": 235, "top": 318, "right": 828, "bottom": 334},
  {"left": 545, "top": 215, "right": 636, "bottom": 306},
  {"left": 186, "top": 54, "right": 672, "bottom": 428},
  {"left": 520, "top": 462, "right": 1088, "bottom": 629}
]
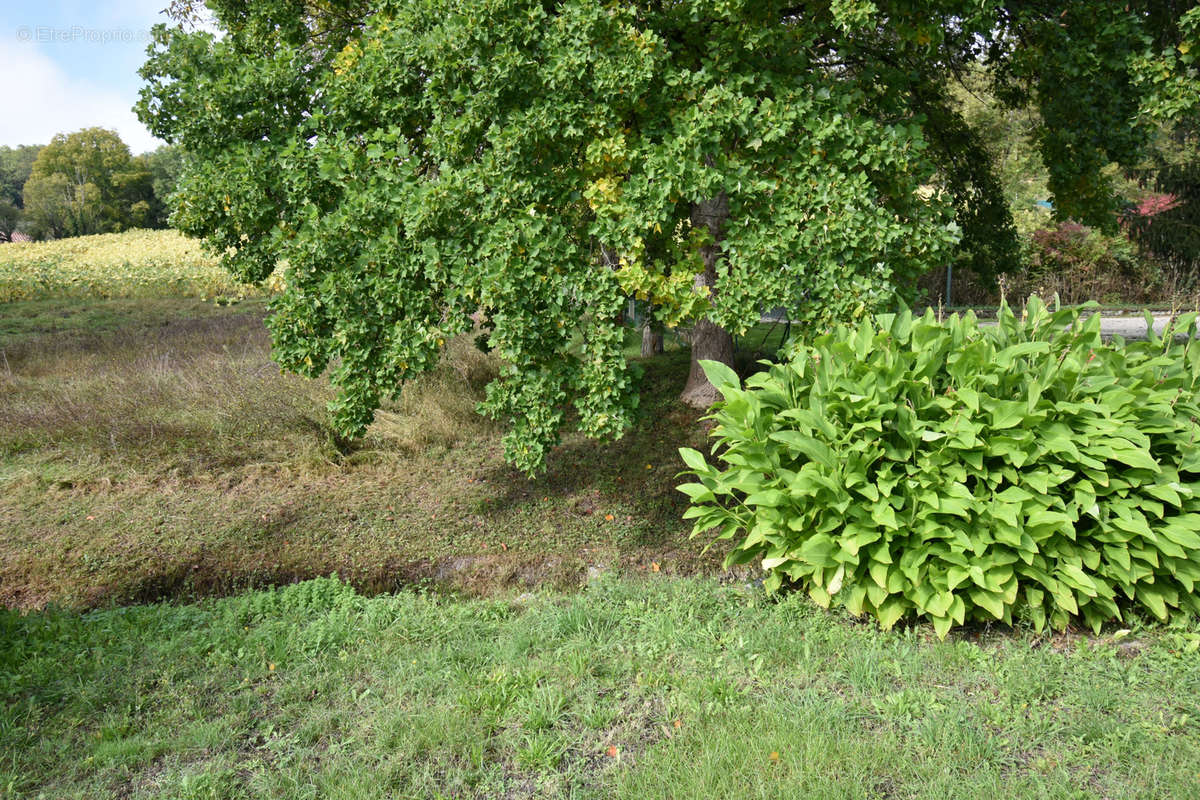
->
[{"left": 0, "top": 299, "right": 726, "bottom": 611}]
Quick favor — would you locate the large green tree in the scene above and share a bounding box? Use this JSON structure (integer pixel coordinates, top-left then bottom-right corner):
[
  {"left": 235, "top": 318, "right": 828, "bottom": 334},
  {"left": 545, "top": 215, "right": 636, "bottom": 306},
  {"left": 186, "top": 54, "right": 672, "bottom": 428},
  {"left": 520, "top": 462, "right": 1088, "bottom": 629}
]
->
[
  {"left": 138, "top": 0, "right": 1195, "bottom": 473},
  {"left": 0, "top": 200, "right": 19, "bottom": 242},
  {"left": 0, "top": 144, "right": 42, "bottom": 241},
  {"left": 21, "top": 173, "right": 79, "bottom": 241},
  {"left": 22, "top": 128, "right": 154, "bottom": 239}
]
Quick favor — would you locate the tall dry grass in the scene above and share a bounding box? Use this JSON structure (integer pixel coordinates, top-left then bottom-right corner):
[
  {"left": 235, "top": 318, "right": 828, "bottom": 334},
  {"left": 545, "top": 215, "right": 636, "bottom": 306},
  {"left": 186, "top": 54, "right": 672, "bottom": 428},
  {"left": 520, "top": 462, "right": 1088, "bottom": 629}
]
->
[
  {"left": 367, "top": 333, "right": 500, "bottom": 453},
  {"left": 0, "top": 308, "right": 501, "bottom": 483}
]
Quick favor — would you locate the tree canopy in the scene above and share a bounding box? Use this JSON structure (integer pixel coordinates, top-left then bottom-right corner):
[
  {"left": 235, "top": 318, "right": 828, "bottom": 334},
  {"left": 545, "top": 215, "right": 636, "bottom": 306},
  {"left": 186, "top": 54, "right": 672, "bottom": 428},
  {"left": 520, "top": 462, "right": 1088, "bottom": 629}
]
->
[
  {"left": 1126, "top": 6, "right": 1200, "bottom": 279},
  {"left": 137, "top": 144, "right": 188, "bottom": 229},
  {"left": 138, "top": 0, "right": 1198, "bottom": 473},
  {"left": 0, "top": 144, "right": 41, "bottom": 241},
  {"left": 22, "top": 128, "right": 155, "bottom": 239}
]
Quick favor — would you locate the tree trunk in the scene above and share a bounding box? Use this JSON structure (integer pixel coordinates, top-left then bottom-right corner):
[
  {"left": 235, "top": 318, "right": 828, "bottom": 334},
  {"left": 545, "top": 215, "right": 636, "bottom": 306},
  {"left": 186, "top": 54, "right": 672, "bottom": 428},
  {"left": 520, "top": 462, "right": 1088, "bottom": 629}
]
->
[
  {"left": 640, "top": 304, "right": 664, "bottom": 357},
  {"left": 641, "top": 322, "right": 664, "bottom": 357},
  {"left": 680, "top": 315, "right": 734, "bottom": 407},
  {"left": 680, "top": 192, "right": 735, "bottom": 409}
]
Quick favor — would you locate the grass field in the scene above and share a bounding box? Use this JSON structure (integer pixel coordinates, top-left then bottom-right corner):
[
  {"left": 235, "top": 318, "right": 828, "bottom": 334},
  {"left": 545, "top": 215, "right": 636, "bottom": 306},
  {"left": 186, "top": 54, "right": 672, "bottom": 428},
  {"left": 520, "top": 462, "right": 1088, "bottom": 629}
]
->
[
  {"left": 4, "top": 576, "right": 1199, "bottom": 799},
  {"left": 0, "top": 296, "right": 723, "bottom": 611},
  {"left": 4, "top": 232, "right": 1200, "bottom": 798}
]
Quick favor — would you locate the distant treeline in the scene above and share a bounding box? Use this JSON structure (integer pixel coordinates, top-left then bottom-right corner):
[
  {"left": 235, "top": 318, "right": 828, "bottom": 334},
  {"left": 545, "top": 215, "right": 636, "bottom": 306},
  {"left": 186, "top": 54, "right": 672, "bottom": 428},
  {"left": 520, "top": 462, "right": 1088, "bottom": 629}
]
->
[{"left": 0, "top": 128, "right": 183, "bottom": 243}]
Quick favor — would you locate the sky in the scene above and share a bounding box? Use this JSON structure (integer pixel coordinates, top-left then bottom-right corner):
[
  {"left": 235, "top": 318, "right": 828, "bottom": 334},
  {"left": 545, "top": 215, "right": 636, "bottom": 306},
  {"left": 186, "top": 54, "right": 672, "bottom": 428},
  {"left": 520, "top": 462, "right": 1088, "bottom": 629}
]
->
[{"left": 1, "top": 0, "right": 182, "bottom": 154}]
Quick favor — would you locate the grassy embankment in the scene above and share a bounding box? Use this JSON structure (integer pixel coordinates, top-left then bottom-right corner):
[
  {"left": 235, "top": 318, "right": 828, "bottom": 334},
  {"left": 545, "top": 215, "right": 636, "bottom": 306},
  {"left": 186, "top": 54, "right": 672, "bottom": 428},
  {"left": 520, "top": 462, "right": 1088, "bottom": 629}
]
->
[{"left": 0, "top": 230, "right": 795, "bottom": 609}]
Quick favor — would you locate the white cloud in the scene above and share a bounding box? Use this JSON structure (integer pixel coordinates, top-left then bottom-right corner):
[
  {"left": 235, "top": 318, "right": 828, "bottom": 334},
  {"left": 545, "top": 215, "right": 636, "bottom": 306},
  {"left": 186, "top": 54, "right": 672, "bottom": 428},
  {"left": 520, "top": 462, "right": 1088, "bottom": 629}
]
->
[{"left": 0, "top": 38, "right": 163, "bottom": 153}]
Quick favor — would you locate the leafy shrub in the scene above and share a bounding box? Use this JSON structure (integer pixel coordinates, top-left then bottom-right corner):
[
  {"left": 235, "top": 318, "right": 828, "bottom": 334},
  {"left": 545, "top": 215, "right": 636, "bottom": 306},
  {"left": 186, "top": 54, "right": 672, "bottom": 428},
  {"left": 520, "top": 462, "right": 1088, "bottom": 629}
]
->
[
  {"left": 915, "top": 222, "right": 1168, "bottom": 308},
  {"left": 1029, "top": 221, "right": 1138, "bottom": 279},
  {"left": 679, "top": 299, "right": 1200, "bottom": 636},
  {"left": 1009, "top": 222, "right": 1158, "bottom": 305}
]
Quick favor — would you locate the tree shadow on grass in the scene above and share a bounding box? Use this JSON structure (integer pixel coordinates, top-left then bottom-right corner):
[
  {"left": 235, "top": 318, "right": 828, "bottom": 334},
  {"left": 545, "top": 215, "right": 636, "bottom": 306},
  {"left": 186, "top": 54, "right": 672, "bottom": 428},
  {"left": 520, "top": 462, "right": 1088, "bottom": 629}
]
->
[{"left": 472, "top": 352, "right": 706, "bottom": 522}]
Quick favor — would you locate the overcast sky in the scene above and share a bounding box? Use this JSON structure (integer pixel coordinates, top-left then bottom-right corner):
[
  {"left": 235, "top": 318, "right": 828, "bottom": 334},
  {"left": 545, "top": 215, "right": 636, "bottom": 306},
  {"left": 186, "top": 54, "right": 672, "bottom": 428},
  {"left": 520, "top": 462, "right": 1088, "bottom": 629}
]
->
[{"left": 1, "top": 0, "right": 177, "bottom": 153}]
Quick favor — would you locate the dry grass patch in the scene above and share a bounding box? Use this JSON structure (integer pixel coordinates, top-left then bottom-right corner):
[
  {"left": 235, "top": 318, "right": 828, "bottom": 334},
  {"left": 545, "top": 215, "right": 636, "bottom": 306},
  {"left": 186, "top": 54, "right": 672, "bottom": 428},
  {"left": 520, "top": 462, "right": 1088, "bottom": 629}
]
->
[{"left": 0, "top": 299, "right": 714, "bottom": 610}]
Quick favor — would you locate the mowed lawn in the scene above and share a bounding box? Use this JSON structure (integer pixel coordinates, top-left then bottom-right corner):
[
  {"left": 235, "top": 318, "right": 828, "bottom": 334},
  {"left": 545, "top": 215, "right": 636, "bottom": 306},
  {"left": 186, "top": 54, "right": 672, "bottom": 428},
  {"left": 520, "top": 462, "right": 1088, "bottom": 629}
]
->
[{"left": 4, "top": 576, "right": 1200, "bottom": 799}]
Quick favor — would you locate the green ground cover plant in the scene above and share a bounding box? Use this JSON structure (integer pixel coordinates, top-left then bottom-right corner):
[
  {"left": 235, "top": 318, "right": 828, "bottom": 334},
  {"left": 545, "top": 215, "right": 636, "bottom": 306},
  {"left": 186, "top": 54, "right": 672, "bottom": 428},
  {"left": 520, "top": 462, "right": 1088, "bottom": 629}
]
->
[
  {"left": 682, "top": 299, "right": 1200, "bottom": 636},
  {"left": 4, "top": 576, "right": 1199, "bottom": 799}
]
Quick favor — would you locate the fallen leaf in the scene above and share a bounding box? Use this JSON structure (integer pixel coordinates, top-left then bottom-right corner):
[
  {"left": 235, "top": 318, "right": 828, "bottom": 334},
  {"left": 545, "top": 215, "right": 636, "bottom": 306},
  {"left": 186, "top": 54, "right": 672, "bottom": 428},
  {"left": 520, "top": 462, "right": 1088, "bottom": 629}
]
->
[
  {"left": 604, "top": 514, "right": 614, "bottom": 521},
  {"left": 769, "top": 751, "right": 780, "bottom": 762},
  {"left": 606, "top": 745, "right": 619, "bottom": 758},
  {"left": 651, "top": 562, "right": 660, "bottom": 572},
  {"left": 673, "top": 719, "right": 682, "bottom": 729}
]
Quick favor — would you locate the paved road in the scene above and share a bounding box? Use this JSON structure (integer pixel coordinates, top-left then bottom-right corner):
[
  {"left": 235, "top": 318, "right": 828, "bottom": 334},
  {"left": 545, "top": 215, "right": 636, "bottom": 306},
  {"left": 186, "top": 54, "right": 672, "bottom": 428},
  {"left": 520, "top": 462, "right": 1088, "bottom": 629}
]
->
[
  {"left": 759, "top": 310, "right": 1198, "bottom": 341},
  {"left": 980, "top": 313, "right": 1194, "bottom": 341},
  {"left": 1092, "top": 314, "right": 1194, "bottom": 340}
]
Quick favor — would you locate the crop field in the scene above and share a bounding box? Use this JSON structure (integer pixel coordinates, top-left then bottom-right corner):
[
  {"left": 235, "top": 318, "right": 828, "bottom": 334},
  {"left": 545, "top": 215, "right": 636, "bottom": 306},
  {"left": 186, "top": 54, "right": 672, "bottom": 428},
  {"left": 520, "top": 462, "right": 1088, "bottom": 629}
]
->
[{"left": 0, "top": 229, "right": 280, "bottom": 302}]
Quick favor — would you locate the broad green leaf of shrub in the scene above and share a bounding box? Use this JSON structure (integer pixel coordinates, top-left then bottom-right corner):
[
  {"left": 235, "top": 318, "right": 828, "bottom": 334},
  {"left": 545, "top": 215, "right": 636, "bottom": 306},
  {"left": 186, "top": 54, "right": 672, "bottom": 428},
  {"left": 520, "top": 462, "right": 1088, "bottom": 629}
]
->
[{"left": 680, "top": 298, "right": 1200, "bottom": 636}]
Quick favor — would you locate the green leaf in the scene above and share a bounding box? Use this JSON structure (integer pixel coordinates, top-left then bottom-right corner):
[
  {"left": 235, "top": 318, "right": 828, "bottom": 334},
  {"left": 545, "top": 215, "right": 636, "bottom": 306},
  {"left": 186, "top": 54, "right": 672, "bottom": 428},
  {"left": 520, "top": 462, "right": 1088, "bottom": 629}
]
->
[
  {"left": 768, "top": 431, "right": 836, "bottom": 470},
  {"left": 1057, "top": 564, "right": 1098, "bottom": 597},
  {"left": 676, "top": 482, "right": 715, "bottom": 502},
  {"left": 699, "top": 360, "right": 740, "bottom": 393},
  {"left": 678, "top": 448, "right": 711, "bottom": 473},
  {"left": 876, "top": 598, "right": 906, "bottom": 630},
  {"left": 871, "top": 503, "right": 900, "bottom": 530},
  {"left": 1161, "top": 521, "right": 1200, "bottom": 550},
  {"left": 762, "top": 555, "right": 791, "bottom": 570},
  {"left": 869, "top": 560, "right": 890, "bottom": 589},
  {"left": 799, "top": 534, "right": 837, "bottom": 567},
  {"left": 1137, "top": 585, "right": 1170, "bottom": 621},
  {"left": 988, "top": 400, "right": 1027, "bottom": 430},
  {"left": 969, "top": 589, "right": 1006, "bottom": 620},
  {"left": 926, "top": 591, "right": 954, "bottom": 617},
  {"left": 745, "top": 490, "right": 788, "bottom": 508}
]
